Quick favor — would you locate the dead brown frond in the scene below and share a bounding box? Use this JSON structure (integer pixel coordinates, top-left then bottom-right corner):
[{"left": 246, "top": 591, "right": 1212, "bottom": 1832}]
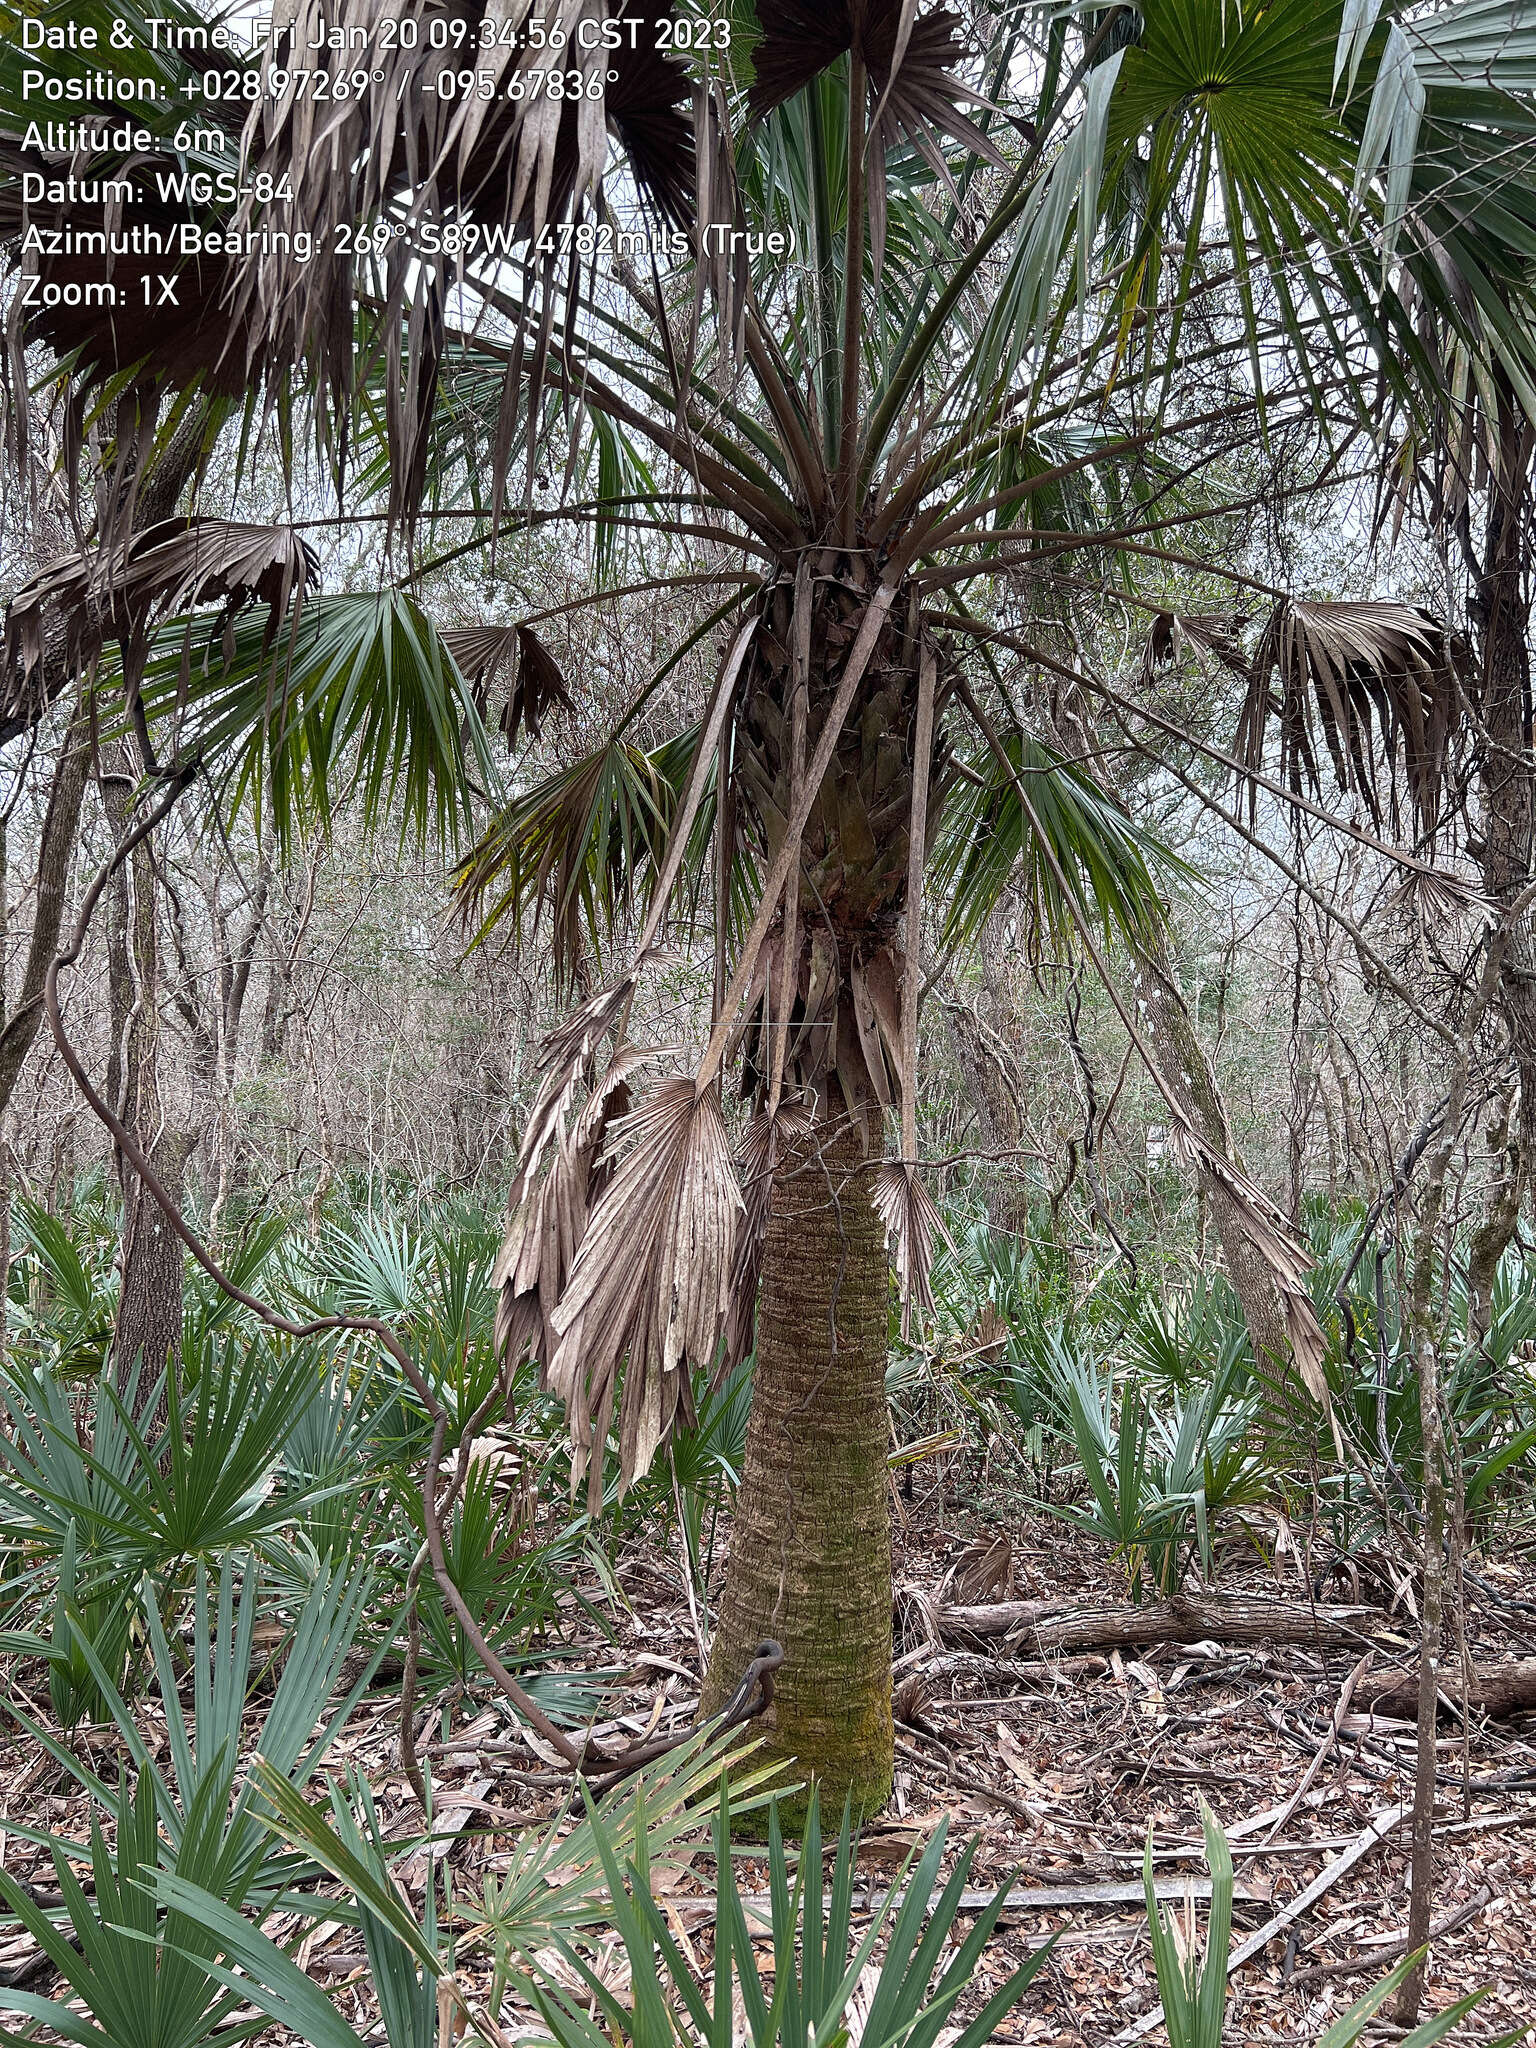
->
[
  {"left": 545, "top": 1076, "right": 741, "bottom": 1511},
  {"left": 442, "top": 623, "right": 575, "bottom": 748},
  {"left": 872, "top": 1158, "right": 949, "bottom": 1339},
  {"left": 494, "top": 1041, "right": 646, "bottom": 1387},
  {"left": 1139, "top": 608, "right": 1249, "bottom": 687},
  {"left": 1169, "top": 1122, "right": 1331, "bottom": 1412},
  {"left": 748, "top": 0, "right": 997, "bottom": 162},
  {"left": 892, "top": 1668, "right": 933, "bottom": 1728},
  {"left": 493, "top": 979, "right": 637, "bottom": 1409},
  {"left": 503, "top": 983, "right": 637, "bottom": 1210},
  {"left": 231, "top": 0, "right": 693, "bottom": 525},
  {"left": 2, "top": 517, "right": 315, "bottom": 693},
  {"left": 1380, "top": 864, "right": 1494, "bottom": 934},
  {"left": 1235, "top": 598, "right": 1469, "bottom": 837},
  {"left": 951, "top": 1529, "right": 1014, "bottom": 1605}
]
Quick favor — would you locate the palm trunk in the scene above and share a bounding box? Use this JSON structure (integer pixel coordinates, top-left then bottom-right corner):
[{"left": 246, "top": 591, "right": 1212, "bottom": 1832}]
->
[{"left": 701, "top": 1115, "right": 894, "bottom": 1821}]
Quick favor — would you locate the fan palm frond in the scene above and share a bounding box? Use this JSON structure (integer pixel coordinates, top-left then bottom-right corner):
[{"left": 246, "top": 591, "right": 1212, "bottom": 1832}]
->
[
  {"left": 934, "top": 728, "right": 1178, "bottom": 958},
  {"left": 453, "top": 722, "right": 706, "bottom": 983},
  {"left": 131, "top": 589, "right": 495, "bottom": 849},
  {"left": 1235, "top": 596, "right": 1468, "bottom": 834}
]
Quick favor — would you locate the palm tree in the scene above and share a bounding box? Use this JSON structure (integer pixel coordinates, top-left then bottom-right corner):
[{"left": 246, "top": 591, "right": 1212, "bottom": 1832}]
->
[{"left": 6, "top": 0, "right": 1536, "bottom": 1814}]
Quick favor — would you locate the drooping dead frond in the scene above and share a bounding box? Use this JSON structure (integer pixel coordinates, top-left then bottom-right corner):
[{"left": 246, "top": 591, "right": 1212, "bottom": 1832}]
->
[
  {"left": 748, "top": 0, "right": 998, "bottom": 169},
  {"left": 442, "top": 622, "right": 575, "bottom": 748},
  {"left": 1, "top": 519, "right": 315, "bottom": 705},
  {"left": 1139, "top": 608, "right": 1249, "bottom": 688},
  {"left": 505, "top": 982, "right": 637, "bottom": 1213},
  {"left": 1380, "top": 864, "right": 1494, "bottom": 935},
  {"left": 1235, "top": 598, "right": 1468, "bottom": 836},
  {"left": 689, "top": 81, "right": 749, "bottom": 371},
  {"left": 494, "top": 1041, "right": 646, "bottom": 1384},
  {"left": 545, "top": 1077, "right": 741, "bottom": 1511},
  {"left": 493, "top": 978, "right": 636, "bottom": 1394},
  {"left": 1164, "top": 1120, "right": 1330, "bottom": 1411},
  {"left": 231, "top": 0, "right": 693, "bottom": 523},
  {"left": 871, "top": 1159, "right": 950, "bottom": 1339}
]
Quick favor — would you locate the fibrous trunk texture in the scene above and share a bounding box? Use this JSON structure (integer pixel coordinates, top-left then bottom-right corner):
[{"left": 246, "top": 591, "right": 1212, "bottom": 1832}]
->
[{"left": 701, "top": 1116, "right": 894, "bottom": 1821}]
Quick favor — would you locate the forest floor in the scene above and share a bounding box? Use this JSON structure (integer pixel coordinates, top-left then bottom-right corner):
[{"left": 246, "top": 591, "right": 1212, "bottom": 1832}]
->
[{"left": 4, "top": 1465, "right": 1536, "bottom": 2046}]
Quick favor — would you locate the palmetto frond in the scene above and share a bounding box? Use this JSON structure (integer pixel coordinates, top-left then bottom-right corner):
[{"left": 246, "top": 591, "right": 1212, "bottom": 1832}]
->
[
  {"left": 454, "top": 722, "right": 707, "bottom": 982},
  {"left": 131, "top": 589, "right": 496, "bottom": 849},
  {"left": 1235, "top": 597, "right": 1468, "bottom": 835},
  {"left": 1140, "top": 609, "right": 1250, "bottom": 689},
  {"left": 3, "top": 518, "right": 316, "bottom": 690},
  {"left": 871, "top": 1158, "right": 950, "bottom": 1338},
  {"left": 934, "top": 728, "right": 1177, "bottom": 958},
  {"left": 230, "top": 0, "right": 697, "bottom": 520}
]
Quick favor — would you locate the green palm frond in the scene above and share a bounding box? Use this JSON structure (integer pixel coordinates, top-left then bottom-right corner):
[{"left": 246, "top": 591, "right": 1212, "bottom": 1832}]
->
[
  {"left": 934, "top": 727, "right": 1183, "bottom": 956},
  {"left": 131, "top": 590, "right": 496, "bottom": 851},
  {"left": 453, "top": 721, "right": 711, "bottom": 980}
]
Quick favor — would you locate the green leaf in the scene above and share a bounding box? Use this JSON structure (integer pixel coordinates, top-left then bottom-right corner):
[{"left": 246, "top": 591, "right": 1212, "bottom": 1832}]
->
[
  {"left": 934, "top": 728, "right": 1180, "bottom": 958},
  {"left": 133, "top": 591, "right": 497, "bottom": 853}
]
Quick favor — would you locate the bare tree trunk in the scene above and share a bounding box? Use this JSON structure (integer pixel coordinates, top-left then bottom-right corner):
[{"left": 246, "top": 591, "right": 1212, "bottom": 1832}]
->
[
  {"left": 1466, "top": 376, "right": 1536, "bottom": 1343},
  {"left": 700, "top": 1116, "right": 894, "bottom": 1822},
  {"left": 1135, "top": 935, "right": 1291, "bottom": 1373},
  {"left": 100, "top": 768, "right": 189, "bottom": 1406},
  {"left": 0, "top": 696, "right": 90, "bottom": 1119},
  {"left": 1467, "top": 375, "right": 1536, "bottom": 1323}
]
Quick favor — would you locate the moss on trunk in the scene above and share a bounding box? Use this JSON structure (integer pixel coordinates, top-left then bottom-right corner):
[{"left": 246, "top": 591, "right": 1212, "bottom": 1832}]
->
[{"left": 701, "top": 1116, "right": 893, "bottom": 1823}]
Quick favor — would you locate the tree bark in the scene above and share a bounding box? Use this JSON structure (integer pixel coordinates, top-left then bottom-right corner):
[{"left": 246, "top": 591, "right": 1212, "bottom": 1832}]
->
[
  {"left": 100, "top": 766, "right": 190, "bottom": 1406},
  {"left": 1467, "top": 375, "right": 1536, "bottom": 1315},
  {"left": 1134, "top": 934, "right": 1292, "bottom": 1374},
  {"left": 700, "top": 1116, "right": 894, "bottom": 1822},
  {"left": 927, "top": 1590, "right": 1388, "bottom": 1651},
  {"left": 1361, "top": 1659, "right": 1536, "bottom": 1719},
  {"left": 0, "top": 696, "right": 91, "bottom": 1120}
]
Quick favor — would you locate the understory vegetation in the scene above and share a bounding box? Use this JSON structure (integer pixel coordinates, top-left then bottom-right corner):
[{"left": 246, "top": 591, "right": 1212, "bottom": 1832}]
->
[{"left": 2, "top": 1168, "right": 1535, "bottom": 2040}]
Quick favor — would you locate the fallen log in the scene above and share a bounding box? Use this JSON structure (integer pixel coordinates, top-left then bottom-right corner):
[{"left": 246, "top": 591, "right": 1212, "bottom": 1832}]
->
[
  {"left": 1359, "top": 1658, "right": 1536, "bottom": 1720},
  {"left": 920, "top": 1590, "right": 1390, "bottom": 1654}
]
